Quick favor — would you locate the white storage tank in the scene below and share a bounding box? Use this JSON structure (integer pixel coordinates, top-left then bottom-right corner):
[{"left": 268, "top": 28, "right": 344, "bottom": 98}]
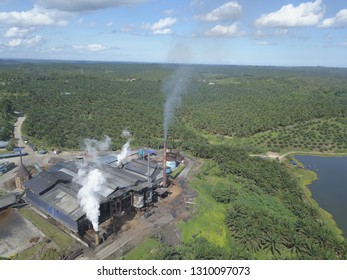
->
[
  {"left": 133, "top": 193, "right": 145, "bottom": 209},
  {"left": 166, "top": 160, "right": 177, "bottom": 170}
]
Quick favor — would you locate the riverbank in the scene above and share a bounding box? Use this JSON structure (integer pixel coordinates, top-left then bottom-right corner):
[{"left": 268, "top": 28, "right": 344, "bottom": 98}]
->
[{"left": 290, "top": 156, "right": 345, "bottom": 241}]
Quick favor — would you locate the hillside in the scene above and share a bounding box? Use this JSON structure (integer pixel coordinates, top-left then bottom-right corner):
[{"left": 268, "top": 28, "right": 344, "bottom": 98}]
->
[{"left": 1, "top": 61, "right": 347, "bottom": 260}]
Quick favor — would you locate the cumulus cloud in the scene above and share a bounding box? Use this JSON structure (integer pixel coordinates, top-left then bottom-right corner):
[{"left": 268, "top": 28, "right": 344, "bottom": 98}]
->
[
  {"left": 0, "top": 6, "right": 68, "bottom": 26},
  {"left": 35, "top": 0, "right": 149, "bottom": 12},
  {"left": 73, "top": 44, "right": 107, "bottom": 52},
  {"left": 4, "top": 27, "right": 35, "bottom": 38},
  {"left": 3, "top": 26, "right": 42, "bottom": 48},
  {"left": 319, "top": 9, "right": 347, "bottom": 28},
  {"left": 254, "top": 0, "right": 325, "bottom": 28},
  {"left": 205, "top": 23, "right": 242, "bottom": 37},
  {"left": 6, "top": 36, "right": 42, "bottom": 47},
  {"left": 142, "top": 17, "right": 177, "bottom": 35},
  {"left": 196, "top": 1, "right": 242, "bottom": 22}
]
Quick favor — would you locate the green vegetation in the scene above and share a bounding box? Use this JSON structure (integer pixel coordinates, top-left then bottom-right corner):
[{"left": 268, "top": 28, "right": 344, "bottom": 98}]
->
[
  {"left": 181, "top": 76, "right": 347, "bottom": 139},
  {"left": 178, "top": 146, "right": 347, "bottom": 259},
  {"left": 252, "top": 118, "right": 347, "bottom": 153},
  {"left": 1, "top": 61, "right": 347, "bottom": 259},
  {"left": 171, "top": 163, "right": 186, "bottom": 179},
  {"left": 16, "top": 208, "right": 75, "bottom": 259},
  {"left": 0, "top": 97, "right": 16, "bottom": 148},
  {"left": 120, "top": 238, "right": 165, "bottom": 260}
]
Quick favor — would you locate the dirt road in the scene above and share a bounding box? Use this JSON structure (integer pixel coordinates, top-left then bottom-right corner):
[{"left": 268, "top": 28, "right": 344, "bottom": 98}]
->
[{"left": 0, "top": 116, "right": 83, "bottom": 192}]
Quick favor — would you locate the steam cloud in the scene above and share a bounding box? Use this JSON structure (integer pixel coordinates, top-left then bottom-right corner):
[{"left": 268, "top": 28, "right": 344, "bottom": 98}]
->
[
  {"left": 76, "top": 135, "right": 111, "bottom": 231},
  {"left": 163, "top": 67, "right": 193, "bottom": 140},
  {"left": 77, "top": 169, "right": 105, "bottom": 231},
  {"left": 83, "top": 135, "right": 111, "bottom": 161},
  {"left": 117, "top": 130, "right": 132, "bottom": 166}
]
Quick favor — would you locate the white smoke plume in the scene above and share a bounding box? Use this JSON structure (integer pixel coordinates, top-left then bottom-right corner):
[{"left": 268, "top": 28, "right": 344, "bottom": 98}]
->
[
  {"left": 83, "top": 135, "right": 111, "bottom": 161},
  {"left": 121, "top": 129, "right": 131, "bottom": 138},
  {"left": 77, "top": 168, "right": 106, "bottom": 231},
  {"left": 76, "top": 135, "right": 111, "bottom": 231},
  {"left": 163, "top": 67, "right": 193, "bottom": 141},
  {"left": 117, "top": 130, "right": 132, "bottom": 167}
]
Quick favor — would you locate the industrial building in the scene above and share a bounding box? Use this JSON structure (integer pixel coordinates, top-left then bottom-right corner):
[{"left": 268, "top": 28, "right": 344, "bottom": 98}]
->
[{"left": 24, "top": 157, "right": 166, "bottom": 246}]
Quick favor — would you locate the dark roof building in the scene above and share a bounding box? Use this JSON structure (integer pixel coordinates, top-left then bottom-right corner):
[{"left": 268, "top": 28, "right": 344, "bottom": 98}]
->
[{"left": 24, "top": 158, "right": 164, "bottom": 234}]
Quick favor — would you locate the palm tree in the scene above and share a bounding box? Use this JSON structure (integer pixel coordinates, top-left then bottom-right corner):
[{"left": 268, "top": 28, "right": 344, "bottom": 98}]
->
[
  {"left": 235, "top": 229, "right": 262, "bottom": 253},
  {"left": 284, "top": 233, "right": 307, "bottom": 255},
  {"left": 262, "top": 233, "right": 284, "bottom": 257}
]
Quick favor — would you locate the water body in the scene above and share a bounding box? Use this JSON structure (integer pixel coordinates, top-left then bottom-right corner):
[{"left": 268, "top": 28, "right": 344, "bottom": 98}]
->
[{"left": 295, "top": 155, "right": 347, "bottom": 239}]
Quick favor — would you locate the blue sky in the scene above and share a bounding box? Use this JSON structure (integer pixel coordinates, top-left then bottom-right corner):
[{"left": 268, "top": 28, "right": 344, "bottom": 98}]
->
[{"left": 0, "top": 0, "right": 346, "bottom": 66}]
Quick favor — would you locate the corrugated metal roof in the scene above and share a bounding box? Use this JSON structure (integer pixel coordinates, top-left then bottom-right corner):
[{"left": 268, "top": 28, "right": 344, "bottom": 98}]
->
[
  {"left": 40, "top": 183, "right": 85, "bottom": 222},
  {"left": 0, "top": 193, "right": 17, "bottom": 210},
  {"left": 96, "top": 155, "right": 118, "bottom": 164},
  {"left": 24, "top": 171, "right": 59, "bottom": 195}
]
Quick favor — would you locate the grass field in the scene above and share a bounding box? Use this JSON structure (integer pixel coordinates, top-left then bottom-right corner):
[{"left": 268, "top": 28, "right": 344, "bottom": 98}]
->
[
  {"left": 179, "top": 176, "right": 231, "bottom": 248},
  {"left": 18, "top": 207, "right": 75, "bottom": 250},
  {"left": 120, "top": 238, "right": 164, "bottom": 260}
]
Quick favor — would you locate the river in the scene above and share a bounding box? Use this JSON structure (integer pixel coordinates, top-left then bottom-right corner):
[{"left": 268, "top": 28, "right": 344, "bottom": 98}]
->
[{"left": 295, "top": 155, "right": 347, "bottom": 239}]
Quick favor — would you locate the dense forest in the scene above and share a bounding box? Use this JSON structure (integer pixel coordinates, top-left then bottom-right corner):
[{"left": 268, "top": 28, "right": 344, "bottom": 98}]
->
[
  {"left": 138, "top": 144, "right": 347, "bottom": 259},
  {"left": 1, "top": 60, "right": 347, "bottom": 259},
  {"left": 1, "top": 61, "right": 346, "bottom": 152}
]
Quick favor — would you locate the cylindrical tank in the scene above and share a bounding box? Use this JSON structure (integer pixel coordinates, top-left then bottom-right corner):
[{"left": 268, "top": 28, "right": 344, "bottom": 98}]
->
[
  {"left": 166, "top": 160, "right": 177, "bottom": 170},
  {"left": 133, "top": 193, "right": 145, "bottom": 209}
]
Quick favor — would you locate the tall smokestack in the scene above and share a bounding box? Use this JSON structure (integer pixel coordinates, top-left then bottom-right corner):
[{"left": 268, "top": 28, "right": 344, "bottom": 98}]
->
[
  {"left": 95, "top": 230, "right": 100, "bottom": 246},
  {"left": 163, "top": 140, "right": 167, "bottom": 187}
]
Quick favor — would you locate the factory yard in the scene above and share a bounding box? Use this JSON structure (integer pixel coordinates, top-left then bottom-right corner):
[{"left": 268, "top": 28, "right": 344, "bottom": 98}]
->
[
  {"left": 0, "top": 208, "right": 44, "bottom": 258},
  {"left": 0, "top": 164, "right": 197, "bottom": 260},
  {"left": 92, "top": 180, "right": 196, "bottom": 260},
  {"left": 0, "top": 115, "right": 199, "bottom": 260}
]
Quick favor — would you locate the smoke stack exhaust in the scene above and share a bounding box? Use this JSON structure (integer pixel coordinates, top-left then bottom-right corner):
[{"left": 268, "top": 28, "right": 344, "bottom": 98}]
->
[
  {"left": 95, "top": 230, "right": 100, "bottom": 246},
  {"left": 163, "top": 140, "right": 167, "bottom": 187}
]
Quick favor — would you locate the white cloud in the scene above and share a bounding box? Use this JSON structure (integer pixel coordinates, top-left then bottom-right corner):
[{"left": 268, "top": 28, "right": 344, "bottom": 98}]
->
[
  {"left": 196, "top": 1, "right": 242, "bottom": 22},
  {"left": 35, "top": 0, "right": 149, "bottom": 12},
  {"left": 0, "top": 6, "right": 68, "bottom": 27},
  {"left": 319, "top": 9, "right": 347, "bottom": 28},
  {"left": 273, "top": 29, "right": 289, "bottom": 36},
  {"left": 73, "top": 44, "right": 107, "bottom": 52},
  {"left": 142, "top": 17, "right": 177, "bottom": 35},
  {"left": 254, "top": 30, "right": 267, "bottom": 39},
  {"left": 7, "top": 39, "right": 22, "bottom": 47},
  {"left": 255, "top": 0, "right": 325, "bottom": 28},
  {"left": 255, "top": 41, "right": 277, "bottom": 46},
  {"left": 4, "top": 27, "right": 35, "bottom": 38},
  {"left": 6, "top": 35, "right": 42, "bottom": 47},
  {"left": 253, "top": 29, "right": 289, "bottom": 40},
  {"left": 205, "top": 23, "right": 242, "bottom": 37},
  {"left": 119, "top": 24, "right": 135, "bottom": 33}
]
